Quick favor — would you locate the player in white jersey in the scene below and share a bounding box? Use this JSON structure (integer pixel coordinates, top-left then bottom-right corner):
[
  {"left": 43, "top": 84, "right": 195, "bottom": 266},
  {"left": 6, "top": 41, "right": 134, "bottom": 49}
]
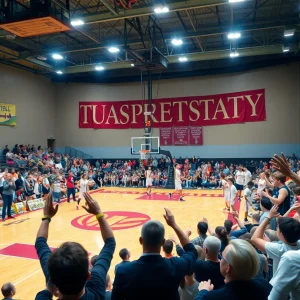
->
[
  {"left": 77, "top": 174, "right": 89, "bottom": 208},
  {"left": 220, "top": 173, "right": 230, "bottom": 211},
  {"left": 227, "top": 178, "right": 237, "bottom": 212},
  {"left": 235, "top": 166, "right": 245, "bottom": 200},
  {"left": 168, "top": 163, "right": 185, "bottom": 201},
  {"left": 145, "top": 167, "right": 153, "bottom": 196}
]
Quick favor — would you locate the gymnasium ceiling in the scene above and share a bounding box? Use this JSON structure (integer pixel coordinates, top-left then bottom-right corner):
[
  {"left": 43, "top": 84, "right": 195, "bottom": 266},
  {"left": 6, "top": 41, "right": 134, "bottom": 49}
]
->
[{"left": 0, "top": 0, "right": 300, "bottom": 83}]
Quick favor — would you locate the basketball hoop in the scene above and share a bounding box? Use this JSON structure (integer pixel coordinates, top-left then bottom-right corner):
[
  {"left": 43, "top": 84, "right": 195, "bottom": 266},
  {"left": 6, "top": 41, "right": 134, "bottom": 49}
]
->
[{"left": 139, "top": 149, "right": 150, "bottom": 160}]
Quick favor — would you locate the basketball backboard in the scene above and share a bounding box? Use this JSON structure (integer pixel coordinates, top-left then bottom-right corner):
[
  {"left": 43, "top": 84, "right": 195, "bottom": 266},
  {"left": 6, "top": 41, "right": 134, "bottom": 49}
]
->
[{"left": 131, "top": 136, "right": 160, "bottom": 154}]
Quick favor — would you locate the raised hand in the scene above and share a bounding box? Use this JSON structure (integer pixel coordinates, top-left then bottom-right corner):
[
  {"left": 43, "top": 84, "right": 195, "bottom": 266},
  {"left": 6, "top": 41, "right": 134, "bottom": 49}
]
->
[
  {"left": 43, "top": 193, "right": 59, "bottom": 218},
  {"left": 163, "top": 208, "right": 176, "bottom": 227},
  {"left": 184, "top": 227, "right": 192, "bottom": 237},
  {"left": 270, "top": 153, "right": 292, "bottom": 177},
  {"left": 198, "top": 279, "right": 214, "bottom": 292},
  {"left": 82, "top": 192, "right": 102, "bottom": 215},
  {"left": 267, "top": 205, "right": 280, "bottom": 219}
]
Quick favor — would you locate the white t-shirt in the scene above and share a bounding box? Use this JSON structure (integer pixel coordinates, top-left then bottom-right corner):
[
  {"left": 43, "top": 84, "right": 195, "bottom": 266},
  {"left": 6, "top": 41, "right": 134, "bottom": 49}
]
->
[
  {"left": 235, "top": 171, "right": 245, "bottom": 185},
  {"left": 53, "top": 182, "right": 61, "bottom": 193},
  {"left": 257, "top": 179, "right": 266, "bottom": 193},
  {"left": 229, "top": 185, "right": 237, "bottom": 202},
  {"left": 80, "top": 179, "right": 88, "bottom": 192},
  {"left": 146, "top": 170, "right": 152, "bottom": 180},
  {"left": 244, "top": 170, "right": 252, "bottom": 185},
  {"left": 243, "top": 187, "right": 253, "bottom": 202},
  {"left": 265, "top": 240, "right": 300, "bottom": 274},
  {"left": 175, "top": 169, "right": 181, "bottom": 181},
  {"left": 269, "top": 250, "right": 300, "bottom": 300}
]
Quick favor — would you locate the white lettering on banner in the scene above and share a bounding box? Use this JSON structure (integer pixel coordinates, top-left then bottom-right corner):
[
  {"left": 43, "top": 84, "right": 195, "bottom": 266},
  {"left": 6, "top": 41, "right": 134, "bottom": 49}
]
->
[
  {"left": 132, "top": 104, "right": 142, "bottom": 124},
  {"left": 92, "top": 105, "right": 106, "bottom": 124},
  {"left": 245, "top": 93, "right": 263, "bottom": 116},
  {"left": 199, "top": 100, "right": 214, "bottom": 120},
  {"left": 105, "top": 106, "right": 120, "bottom": 124},
  {"left": 227, "top": 96, "right": 244, "bottom": 119},
  {"left": 189, "top": 100, "right": 200, "bottom": 122},
  {"left": 79, "top": 105, "right": 92, "bottom": 124},
  {"left": 212, "top": 99, "right": 230, "bottom": 120},
  {"left": 119, "top": 105, "right": 129, "bottom": 124},
  {"left": 173, "top": 101, "right": 188, "bottom": 122}
]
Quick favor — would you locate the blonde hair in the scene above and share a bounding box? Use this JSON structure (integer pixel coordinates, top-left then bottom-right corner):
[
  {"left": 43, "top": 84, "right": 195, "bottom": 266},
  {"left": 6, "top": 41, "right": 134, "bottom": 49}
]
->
[{"left": 225, "top": 239, "right": 259, "bottom": 280}]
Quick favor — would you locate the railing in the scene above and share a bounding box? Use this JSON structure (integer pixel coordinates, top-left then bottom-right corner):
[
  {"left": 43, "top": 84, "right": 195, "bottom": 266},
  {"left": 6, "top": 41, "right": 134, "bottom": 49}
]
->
[{"left": 64, "top": 146, "right": 93, "bottom": 160}]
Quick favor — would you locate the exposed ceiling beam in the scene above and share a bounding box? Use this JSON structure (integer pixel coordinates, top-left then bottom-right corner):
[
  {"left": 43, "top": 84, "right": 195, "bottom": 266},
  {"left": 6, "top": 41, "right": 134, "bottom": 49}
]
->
[
  {"left": 60, "top": 44, "right": 299, "bottom": 74},
  {"left": 31, "top": 17, "right": 300, "bottom": 56},
  {"left": 81, "top": 0, "right": 231, "bottom": 25},
  {"left": 99, "top": 0, "right": 118, "bottom": 15}
]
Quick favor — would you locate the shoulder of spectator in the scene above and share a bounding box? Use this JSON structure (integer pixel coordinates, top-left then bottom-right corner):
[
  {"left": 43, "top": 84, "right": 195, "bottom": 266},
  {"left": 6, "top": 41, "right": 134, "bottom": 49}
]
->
[
  {"left": 195, "top": 289, "right": 211, "bottom": 300},
  {"left": 35, "top": 289, "right": 53, "bottom": 300}
]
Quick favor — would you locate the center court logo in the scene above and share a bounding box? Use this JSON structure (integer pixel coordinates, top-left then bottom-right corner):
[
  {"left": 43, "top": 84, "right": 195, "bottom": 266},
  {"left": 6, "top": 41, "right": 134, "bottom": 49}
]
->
[{"left": 71, "top": 211, "right": 151, "bottom": 231}]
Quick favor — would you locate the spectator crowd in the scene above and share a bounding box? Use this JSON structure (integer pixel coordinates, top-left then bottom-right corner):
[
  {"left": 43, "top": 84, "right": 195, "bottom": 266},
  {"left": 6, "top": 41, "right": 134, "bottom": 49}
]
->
[{"left": 1, "top": 144, "right": 300, "bottom": 300}]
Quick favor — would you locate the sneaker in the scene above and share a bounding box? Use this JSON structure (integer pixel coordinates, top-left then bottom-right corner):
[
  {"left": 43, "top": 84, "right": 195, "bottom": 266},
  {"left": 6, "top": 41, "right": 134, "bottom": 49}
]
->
[
  {"left": 180, "top": 198, "right": 185, "bottom": 202},
  {"left": 244, "top": 218, "right": 249, "bottom": 222},
  {"left": 67, "top": 200, "right": 70, "bottom": 203},
  {"left": 7, "top": 216, "right": 15, "bottom": 219},
  {"left": 168, "top": 193, "right": 171, "bottom": 199}
]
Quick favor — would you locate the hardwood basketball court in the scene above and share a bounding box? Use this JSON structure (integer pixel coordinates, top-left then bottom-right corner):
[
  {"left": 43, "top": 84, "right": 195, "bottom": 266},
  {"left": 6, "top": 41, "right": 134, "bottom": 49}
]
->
[{"left": 0, "top": 187, "right": 240, "bottom": 299}]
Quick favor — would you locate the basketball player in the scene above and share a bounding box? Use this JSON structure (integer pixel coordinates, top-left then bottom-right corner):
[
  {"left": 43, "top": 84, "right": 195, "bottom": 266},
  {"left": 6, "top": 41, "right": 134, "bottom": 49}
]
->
[
  {"left": 220, "top": 173, "right": 230, "bottom": 211},
  {"left": 77, "top": 174, "right": 89, "bottom": 208},
  {"left": 168, "top": 163, "right": 185, "bottom": 202},
  {"left": 228, "top": 178, "right": 237, "bottom": 212},
  {"left": 235, "top": 166, "right": 245, "bottom": 200},
  {"left": 145, "top": 167, "right": 153, "bottom": 196}
]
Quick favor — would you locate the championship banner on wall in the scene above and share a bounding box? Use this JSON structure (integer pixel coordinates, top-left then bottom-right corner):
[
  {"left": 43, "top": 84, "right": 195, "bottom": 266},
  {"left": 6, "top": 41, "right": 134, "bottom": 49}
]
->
[
  {"left": 189, "top": 127, "right": 203, "bottom": 145},
  {"left": 173, "top": 127, "right": 189, "bottom": 146},
  {"left": 160, "top": 127, "right": 173, "bottom": 146},
  {"left": 79, "top": 89, "right": 266, "bottom": 129},
  {"left": 0, "top": 103, "right": 16, "bottom": 126}
]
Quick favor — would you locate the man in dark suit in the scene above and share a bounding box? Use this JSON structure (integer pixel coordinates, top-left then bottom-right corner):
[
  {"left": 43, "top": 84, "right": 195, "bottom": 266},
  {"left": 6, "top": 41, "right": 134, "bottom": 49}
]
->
[{"left": 112, "top": 208, "right": 198, "bottom": 300}]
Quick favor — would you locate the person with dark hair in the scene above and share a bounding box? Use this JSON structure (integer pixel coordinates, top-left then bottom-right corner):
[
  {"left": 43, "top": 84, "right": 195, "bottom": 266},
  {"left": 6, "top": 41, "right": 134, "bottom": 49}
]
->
[
  {"left": 163, "top": 240, "right": 174, "bottom": 258},
  {"left": 262, "top": 171, "right": 291, "bottom": 215},
  {"left": 251, "top": 205, "right": 300, "bottom": 274},
  {"left": 112, "top": 208, "right": 198, "bottom": 300},
  {"left": 178, "top": 272, "right": 199, "bottom": 300},
  {"left": 35, "top": 192, "right": 116, "bottom": 299},
  {"left": 227, "top": 178, "right": 237, "bottom": 212},
  {"left": 224, "top": 212, "right": 247, "bottom": 239},
  {"left": 1, "top": 282, "right": 16, "bottom": 299},
  {"left": 259, "top": 196, "right": 277, "bottom": 230},
  {"left": 243, "top": 181, "right": 255, "bottom": 222},
  {"left": 194, "top": 236, "right": 224, "bottom": 290},
  {"left": 66, "top": 171, "right": 76, "bottom": 202},
  {"left": 115, "top": 248, "right": 131, "bottom": 274},
  {"left": 215, "top": 226, "right": 230, "bottom": 253},
  {"left": 245, "top": 213, "right": 260, "bottom": 232},
  {"left": 191, "top": 221, "right": 208, "bottom": 248}
]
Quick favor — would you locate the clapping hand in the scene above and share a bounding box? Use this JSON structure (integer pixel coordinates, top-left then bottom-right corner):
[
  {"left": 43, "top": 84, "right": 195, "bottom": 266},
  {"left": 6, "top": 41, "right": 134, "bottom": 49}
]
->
[
  {"left": 198, "top": 280, "right": 214, "bottom": 292},
  {"left": 163, "top": 208, "right": 176, "bottom": 228},
  {"left": 267, "top": 205, "right": 280, "bottom": 219},
  {"left": 202, "top": 217, "right": 208, "bottom": 224},
  {"left": 82, "top": 192, "right": 102, "bottom": 215},
  {"left": 44, "top": 193, "right": 59, "bottom": 218},
  {"left": 291, "top": 202, "right": 300, "bottom": 211}
]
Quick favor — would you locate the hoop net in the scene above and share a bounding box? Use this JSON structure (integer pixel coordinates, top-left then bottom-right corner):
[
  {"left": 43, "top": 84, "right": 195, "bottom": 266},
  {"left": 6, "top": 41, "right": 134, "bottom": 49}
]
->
[{"left": 139, "top": 149, "right": 150, "bottom": 160}]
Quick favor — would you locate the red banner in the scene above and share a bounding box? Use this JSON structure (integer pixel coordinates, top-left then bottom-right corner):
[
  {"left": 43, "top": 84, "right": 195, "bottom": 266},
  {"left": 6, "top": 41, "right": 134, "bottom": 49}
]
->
[
  {"left": 160, "top": 128, "right": 173, "bottom": 146},
  {"left": 79, "top": 89, "right": 266, "bottom": 129},
  {"left": 189, "top": 127, "right": 203, "bottom": 145},
  {"left": 173, "top": 127, "right": 189, "bottom": 145}
]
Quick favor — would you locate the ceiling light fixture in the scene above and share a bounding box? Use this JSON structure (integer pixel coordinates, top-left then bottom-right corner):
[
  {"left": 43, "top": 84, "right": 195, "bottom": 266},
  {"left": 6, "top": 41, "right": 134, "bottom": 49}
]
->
[
  {"left": 282, "top": 46, "right": 290, "bottom": 52},
  {"left": 283, "top": 29, "right": 295, "bottom": 37},
  {"left": 228, "top": 0, "right": 245, "bottom": 3},
  {"left": 171, "top": 38, "right": 183, "bottom": 46},
  {"left": 71, "top": 19, "right": 85, "bottom": 26},
  {"left": 95, "top": 65, "right": 105, "bottom": 71},
  {"left": 154, "top": 6, "right": 169, "bottom": 13},
  {"left": 52, "top": 53, "right": 63, "bottom": 60},
  {"left": 230, "top": 50, "right": 239, "bottom": 57},
  {"left": 228, "top": 32, "right": 241, "bottom": 39},
  {"left": 130, "top": 63, "right": 135, "bottom": 67},
  {"left": 56, "top": 70, "right": 63, "bottom": 74},
  {"left": 108, "top": 46, "right": 120, "bottom": 53},
  {"left": 178, "top": 56, "right": 188, "bottom": 62}
]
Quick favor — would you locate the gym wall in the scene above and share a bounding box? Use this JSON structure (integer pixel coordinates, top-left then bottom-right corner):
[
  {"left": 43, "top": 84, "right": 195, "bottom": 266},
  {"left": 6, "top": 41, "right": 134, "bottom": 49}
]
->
[
  {"left": 55, "top": 63, "right": 300, "bottom": 158},
  {"left": 0, "top": 65, "right": 56, "bottom": 149}
]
